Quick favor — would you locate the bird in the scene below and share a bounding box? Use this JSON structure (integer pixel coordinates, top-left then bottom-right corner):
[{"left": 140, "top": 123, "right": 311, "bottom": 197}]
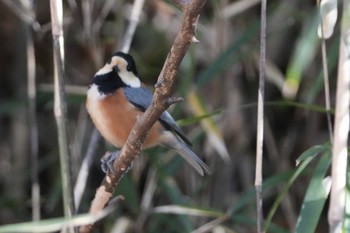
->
[{"left": 86, "top": 51, "right": 211, "bottom": 176}]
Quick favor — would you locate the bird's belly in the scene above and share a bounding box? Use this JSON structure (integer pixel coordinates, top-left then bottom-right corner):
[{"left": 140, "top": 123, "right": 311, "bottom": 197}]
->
[{"left": 86, "top": 90, "right": 163, "bottom": 149}]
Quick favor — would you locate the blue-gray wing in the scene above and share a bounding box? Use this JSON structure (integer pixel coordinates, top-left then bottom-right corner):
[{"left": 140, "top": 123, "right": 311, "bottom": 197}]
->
[
  {"left": 123, "top": 86, "right": 192, "bottom": 146},
  {"left": 123, "top": 86, "right": 152, "bottom": 111}
]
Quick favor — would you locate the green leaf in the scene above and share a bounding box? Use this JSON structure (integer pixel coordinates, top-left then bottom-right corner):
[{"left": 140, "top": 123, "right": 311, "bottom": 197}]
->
[
  {"left": 305, "top": 38, "right": 339, "bottom": 104},
  {"left": 296, "top": 144, "right": 331, "bottom": 165},
  {"left": 284, "top": 11, "right": 320, "bottom": 99},
  {"left": 176, "top": 110, "right": 222, "bottom": 127},
  {"left": 295, "top": 152, "right": 331, "bottom": 233},
  {"left": 264, "top": 145, "right": 331, "bottom": 231}
]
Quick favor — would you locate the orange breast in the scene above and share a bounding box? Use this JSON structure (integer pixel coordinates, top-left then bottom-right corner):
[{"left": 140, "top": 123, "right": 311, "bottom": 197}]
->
[{"left": 86, "top": 89, "right": 164, "bottom": 149}]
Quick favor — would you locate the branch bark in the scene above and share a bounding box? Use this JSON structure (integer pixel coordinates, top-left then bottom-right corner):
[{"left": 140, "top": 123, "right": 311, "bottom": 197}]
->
[{"left": 79, "top": 0, "right": 207, "bottom": 232}]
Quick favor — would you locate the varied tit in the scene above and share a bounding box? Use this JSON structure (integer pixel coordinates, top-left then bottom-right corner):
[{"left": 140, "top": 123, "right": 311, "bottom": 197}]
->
[{"left": 86, "top": 52, "right": 211, "bottom": 176}]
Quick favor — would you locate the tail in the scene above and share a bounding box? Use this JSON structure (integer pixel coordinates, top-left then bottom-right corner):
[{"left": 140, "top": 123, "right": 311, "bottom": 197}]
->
[{"left": 159, "top": 132, "right": 212, "bottom": 176}]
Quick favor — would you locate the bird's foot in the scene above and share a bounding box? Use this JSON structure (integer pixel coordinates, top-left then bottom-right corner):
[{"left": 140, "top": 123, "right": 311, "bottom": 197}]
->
[{"left": 101, "top": 150, "right": 120, "bottom": 173}]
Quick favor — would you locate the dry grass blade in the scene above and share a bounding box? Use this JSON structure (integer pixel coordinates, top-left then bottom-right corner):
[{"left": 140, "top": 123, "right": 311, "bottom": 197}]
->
[
  {"left": 317, "top": 0, "right": 338, "bottom": 39},
  {"left": 152, "top": 205, "right": 222, "bottom": 217},
  {"left": 0, "top": 197, "right": 121, "bottom": 233},
  {"left": 74, "top": 129, "right": 101, "bottom": 210},
  {"left": 191, "top": 215, "right": 228, "bottom": 233},
  {"left": 255, "top": 0, "right": 267, "bottom": 232},
  {"left": 137, "top": 170, "right": 157, "bottom": 225},
  {"left": 187, "top": 90, "right": 230, "bottom": 161},
  {"left": 50, "top": 0, "right": 75, "bottom": 231},
  {"left": 318, "top": 0, "right": 336, "bottom": 143},
  {"left": 18, "top": 0, "right": 41, "bottom": 221},
  {"left": 328, "top": 3, "right": 350, "bottom": 230}
]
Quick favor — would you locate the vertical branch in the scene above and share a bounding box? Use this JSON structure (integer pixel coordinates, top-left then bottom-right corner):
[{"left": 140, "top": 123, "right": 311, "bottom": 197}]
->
[
  {"left": 255, "top": 0, "right": 267, "bottom": 232},
  {"left": 328, "top": 1, "right": 350, "bottom": 231},
  {"left": 50, "top": 0, "right": 75, "bottom": 227},
  {"left": 23, "top": 0, "right": 40, "bottom": 221},
  {"left": 120, "top": 0, "right": 146, "bottom": 53}
]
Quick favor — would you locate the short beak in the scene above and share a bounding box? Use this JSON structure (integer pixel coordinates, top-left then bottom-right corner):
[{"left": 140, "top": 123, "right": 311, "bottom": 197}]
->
[{"left": 113, "top": 66, "right": 119, "bottom": 73}]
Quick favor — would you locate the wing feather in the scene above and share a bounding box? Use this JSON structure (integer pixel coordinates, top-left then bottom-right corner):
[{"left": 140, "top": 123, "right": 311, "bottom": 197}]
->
[{"left": 123, "top": 86, "right": 192, "bottom": 146}]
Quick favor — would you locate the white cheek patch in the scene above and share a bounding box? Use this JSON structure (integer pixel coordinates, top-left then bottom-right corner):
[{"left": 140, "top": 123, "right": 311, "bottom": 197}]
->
[
  {"left": 87, "top": 84, "right": 106, "bottom": 101},
  {"left": 119, "top": 70, "right": 141, "bottom": 88},
  {"left": 95, "top": 63, "right": 113, "bottom": 76}
]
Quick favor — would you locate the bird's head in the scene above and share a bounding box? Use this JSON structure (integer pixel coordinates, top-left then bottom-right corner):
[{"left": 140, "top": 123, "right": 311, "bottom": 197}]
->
[{"left": 95, "top": 51, "right": 141, "bottom": 88}]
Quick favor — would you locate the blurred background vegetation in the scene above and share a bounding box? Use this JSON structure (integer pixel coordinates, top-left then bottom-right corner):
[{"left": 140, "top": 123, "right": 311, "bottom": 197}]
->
[{"left": 0, "top": 0, "right": 343, "bottom": 232}]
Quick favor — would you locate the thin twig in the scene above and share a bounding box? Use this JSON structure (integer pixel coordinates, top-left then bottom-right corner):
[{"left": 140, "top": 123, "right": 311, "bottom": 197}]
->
[
  {"left": 22, "top": 0, "right": 40, "bottom": 221},
  {"left": 50, "top": 0, "right": 75, "bottom": 231},
  {"left": 92, "top": 0, "right": 116, "bottom": 35},
  {"left": 135, "top": 169, "right": 158, "bottom": 231},
  {"left": 82, "top": 0, "right": 92, "bottom": 39},
  {"left": 120, "top": 0, "right": 146, "bottom": 53},
  {"left": 79, "top": 0, "right": 207, "bottom": 232},
  {"left": 1, "top": 0, "right": 40, "bottom": 29},
  {"left": 255, "top": 0, "right": 267, "bottom": 233},
  {"left": 74, "top": 129, "right": 101, "bottom": 209},
  {"left": 321, "top": 39, "right": 333, "bottom": 143},
  {"left": 318, "top": 4, "right": 333, "bottom": 144},
  {"left": 71, "top": 105, "right": 89, "bottom": 179}
]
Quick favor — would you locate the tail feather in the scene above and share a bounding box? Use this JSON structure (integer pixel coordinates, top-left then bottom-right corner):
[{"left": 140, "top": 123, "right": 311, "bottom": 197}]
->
[
  {"left": 174, "top": 142, "right": 212, "bottom": 176},
  {"left": 159, "top": 132, "right": 212, "bottom": 176}
]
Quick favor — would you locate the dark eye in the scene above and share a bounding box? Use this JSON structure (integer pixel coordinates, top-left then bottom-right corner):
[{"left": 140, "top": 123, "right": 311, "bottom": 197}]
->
[
  {"left": 113, "top": 66, "right": 119, "bottom": 73},
  {"left": 127, "top": 64, "right": 132, "bottom": 71}
]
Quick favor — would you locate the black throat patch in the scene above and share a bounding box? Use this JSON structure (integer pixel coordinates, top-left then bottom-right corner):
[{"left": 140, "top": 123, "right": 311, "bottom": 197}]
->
[{"left": 92, "top": 72, "right": 126, "bottom": 95}]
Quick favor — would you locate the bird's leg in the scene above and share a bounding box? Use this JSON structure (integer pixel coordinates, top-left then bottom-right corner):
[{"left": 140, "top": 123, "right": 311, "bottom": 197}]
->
[{"left": 101, "top": 150, "right": 120, "bottom": 173}]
